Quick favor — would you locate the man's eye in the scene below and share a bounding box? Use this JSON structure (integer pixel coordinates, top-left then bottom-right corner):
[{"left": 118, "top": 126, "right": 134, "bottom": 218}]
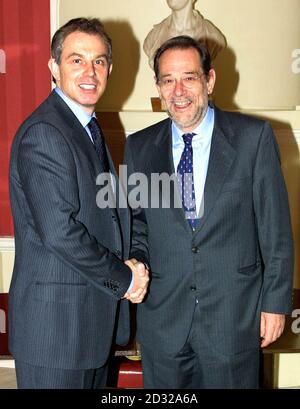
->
[
  {"left": 163, "top": 79, "right": 174, "bottom": 85},
  {"left": 184, "top": 76, "right": 195, "bottom": 82},
  {"left": 73, "top": 59, "right": 81, "bottom": 64},
  {"left": 95, "top": 59, "right": 106, "bottom": 66}
]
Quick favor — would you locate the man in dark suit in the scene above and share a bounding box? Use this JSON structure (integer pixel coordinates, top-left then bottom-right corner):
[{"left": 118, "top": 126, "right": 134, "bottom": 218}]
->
[
  {"left": 124, "top": 36, "right": 294, "bottom": 388},
  {"left": 9, "top": 17, "right": 149, "bottom": 389}
]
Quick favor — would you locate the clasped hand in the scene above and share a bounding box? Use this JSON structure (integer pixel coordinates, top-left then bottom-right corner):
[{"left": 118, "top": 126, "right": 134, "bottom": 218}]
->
[
  {"left": 123, "top": 258, "right": 149, "bottom": 303},
  {"left": 260, "top": 312, "right": 285, "bottom": 347}
]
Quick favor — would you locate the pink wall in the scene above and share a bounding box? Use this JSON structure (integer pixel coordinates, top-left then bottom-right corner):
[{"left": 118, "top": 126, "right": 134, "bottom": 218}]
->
[{"left": 0, "top": 0, "right": 51, "bottom": 236}]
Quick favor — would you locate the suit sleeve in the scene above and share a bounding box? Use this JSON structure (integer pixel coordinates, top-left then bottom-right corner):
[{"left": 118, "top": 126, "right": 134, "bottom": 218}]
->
[
  {"left": 124, "top": 136, "right": 150, "bottom": 267},
  {"left": 18, "top": 123, "right": 131, "bottom": 299},
  {"left": 253, "top": 122, "right": 294, "bottom": 313}
]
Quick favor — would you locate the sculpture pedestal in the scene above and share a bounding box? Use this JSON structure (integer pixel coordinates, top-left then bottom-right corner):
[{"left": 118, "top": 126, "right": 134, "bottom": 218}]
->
[{"left": 151, "top": 97, "right": 163, "bottom": 112}]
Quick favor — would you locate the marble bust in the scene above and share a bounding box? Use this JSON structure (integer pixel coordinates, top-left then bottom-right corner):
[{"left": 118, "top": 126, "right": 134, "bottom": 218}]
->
[{"left": 143, "top": 0, "right": 226, "bottom": 68}]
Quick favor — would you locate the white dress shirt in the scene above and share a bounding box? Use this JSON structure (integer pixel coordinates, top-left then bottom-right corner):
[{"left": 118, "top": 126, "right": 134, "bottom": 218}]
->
[{"left": 172, "top": 105, "right": 215, "bottom": 217}]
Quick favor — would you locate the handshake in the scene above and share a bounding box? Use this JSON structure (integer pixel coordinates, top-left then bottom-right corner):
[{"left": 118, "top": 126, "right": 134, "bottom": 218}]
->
[{"left": 123, "top": 258, "right": 150, "bottom": 304}]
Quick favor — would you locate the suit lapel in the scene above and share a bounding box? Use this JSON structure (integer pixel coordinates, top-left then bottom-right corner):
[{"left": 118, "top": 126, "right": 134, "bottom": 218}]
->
[
  {"left": 106, "top": 146, "right": 131, "bottom": 257},
  {"left": 50, "top": 91, "right": 104, "bottom": 175},
  {"left": 135, "top": 107, "right": 237, "bottom": 236},
  {"left": 195, "top": 108, "right": 237, "bottom": 234},
  {"left": 50, "top": 91, "right": 123, "bottom": 219},
  {"left": 149, "top": 120, "right": 174, "bottom": 175}
]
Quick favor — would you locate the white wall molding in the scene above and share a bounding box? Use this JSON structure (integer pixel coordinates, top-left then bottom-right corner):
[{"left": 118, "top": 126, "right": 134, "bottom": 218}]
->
[
  {"left": 0, "top": 238, "right": 15, "bottom": 252},
  {"left": 0, "top": 360, "right": 15, "bottom": 369}
]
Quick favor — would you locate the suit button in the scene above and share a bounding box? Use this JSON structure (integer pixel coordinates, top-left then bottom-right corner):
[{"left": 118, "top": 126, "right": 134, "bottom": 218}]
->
[
  {"left": 115, "top": 250, "right": 121, "bottom": 257},
  {"left": 192, "top": 246, "right": 199, "bottom": 253},
  {"left": 190, "top": 286, "right": 197, "bottom": 291}
]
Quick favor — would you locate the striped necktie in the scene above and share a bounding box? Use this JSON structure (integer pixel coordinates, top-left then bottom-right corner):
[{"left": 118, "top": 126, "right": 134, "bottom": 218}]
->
[
  {"left": 177, "top": 133, "right": 197, "bottom": 229},
  {"left": 88, "top": 117, "right": 110, "bottom": 173}
]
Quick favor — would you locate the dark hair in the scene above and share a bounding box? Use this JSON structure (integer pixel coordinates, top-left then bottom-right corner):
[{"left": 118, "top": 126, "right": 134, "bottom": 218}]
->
[
  {"left": 51, "top": 17, "right": 112, "bottom": 66},
  {"left": 153, "top": 35, "right": 211, "bottom": 81}
]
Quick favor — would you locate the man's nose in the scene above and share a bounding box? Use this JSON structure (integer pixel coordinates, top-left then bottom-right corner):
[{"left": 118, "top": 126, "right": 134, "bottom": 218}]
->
[
  {"left": 85, "top": 61, "right": 96, "bottom": 76},
  {"left": 174, "top": 78, "right": 185, "bottom": 95}
]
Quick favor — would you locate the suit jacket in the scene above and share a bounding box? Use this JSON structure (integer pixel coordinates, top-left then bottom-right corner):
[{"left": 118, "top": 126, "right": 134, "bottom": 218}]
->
[
  {"left": 124, "top": 106, "right": 294, "bottom": 356},
  {"left": 9, "top": 91, "right": 131, "bottom": 370}
]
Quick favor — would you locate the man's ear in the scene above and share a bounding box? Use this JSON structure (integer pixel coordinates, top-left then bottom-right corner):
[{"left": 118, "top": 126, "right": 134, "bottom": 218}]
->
[
  {"left": 207, "top": 68, "right": 216, "bottom": 95},
  {"left": 155, "top": 78, "right": 167, "bottom": 111},
  {"left": 108, "top": 63, "right": 113, "bottom": 76},
  {"left": 48, "top": 58, "right": 60, "bottom": 83},
  {"left": 155, "top": 76, "right": 161, "bottom": 98}
]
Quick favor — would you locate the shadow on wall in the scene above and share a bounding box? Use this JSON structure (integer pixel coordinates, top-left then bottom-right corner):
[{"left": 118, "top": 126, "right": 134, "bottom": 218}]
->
[
  {"left": 95, "top": 21, "right": 140, "bottom": 170},
  {"left": 97, "top": 20, "right": 140, "bottom": 111},
  {"left": 212, "top": 46, "right": 240, "bottom": 110},
  {"left": 96, "top": 112, "right": 127, "bottom": 170},
  {"left": 240, "top": 115, "right": 299, "bottom": 289}
]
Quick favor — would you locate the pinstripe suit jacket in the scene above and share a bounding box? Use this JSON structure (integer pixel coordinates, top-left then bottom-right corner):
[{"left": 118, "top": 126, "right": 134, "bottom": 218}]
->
[
  {"left": 9, "top": 91, "right": 131, "bottom": 370},
  {"left": 124, "top": 106, "right": 294, "bottom": 356}
]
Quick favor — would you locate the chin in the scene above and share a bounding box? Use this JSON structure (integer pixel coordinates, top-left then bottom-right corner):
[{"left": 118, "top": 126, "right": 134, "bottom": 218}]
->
[
  {"left": 174, "top": 117, "right": 194, "bottom": 128},
  {"left": 80, "top": 98, "right": 98, "bottom": 107}
]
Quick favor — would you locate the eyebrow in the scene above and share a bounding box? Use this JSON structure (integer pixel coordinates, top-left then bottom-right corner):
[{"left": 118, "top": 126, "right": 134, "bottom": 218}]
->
[
  {"left": 66, "top": 52, "right": 108, "bottom": 61},
  {"left": 159, "top": 71, "right": 198, "bottom": 78}
]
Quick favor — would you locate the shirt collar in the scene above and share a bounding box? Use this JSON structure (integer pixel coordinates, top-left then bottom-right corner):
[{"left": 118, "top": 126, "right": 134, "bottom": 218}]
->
[
  {"left": 172, "top": 105, "right": 214, "bottom": 146},
  {"left": 54, "top": 87, "right": 95, "bottom": 127}
]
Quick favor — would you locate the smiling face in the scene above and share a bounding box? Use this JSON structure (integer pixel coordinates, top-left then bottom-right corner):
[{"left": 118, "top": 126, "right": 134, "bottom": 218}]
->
[
  {"left": 156, "top": 47, "right": 216, "bottom": 132},
  {"left": 48, "top": 31, "right": 112, "bottom": 114}
]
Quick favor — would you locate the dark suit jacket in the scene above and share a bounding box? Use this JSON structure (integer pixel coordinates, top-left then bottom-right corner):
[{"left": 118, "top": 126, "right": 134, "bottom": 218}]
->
[
  {"left": 9, "top": 91, "right": 132, "bottom": 370},
  {"left": 125, "top": 106, "right": 294, "bottom": 356}
]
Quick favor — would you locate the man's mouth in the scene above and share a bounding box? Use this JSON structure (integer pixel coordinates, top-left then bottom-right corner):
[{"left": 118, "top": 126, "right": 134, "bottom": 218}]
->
[
  {"left": 79, "top": 84, "right": 97, "bottom": 90},
  {"left": 172, "top": 99, "right": 192, "bottom": 109}
]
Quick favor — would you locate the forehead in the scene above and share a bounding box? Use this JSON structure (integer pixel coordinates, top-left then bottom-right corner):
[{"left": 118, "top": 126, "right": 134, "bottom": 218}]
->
[
  {"left": 159, "top": 48, "right": 201, "bottom": 74},
  {"left": 62, "top": 31, "right": 107, "bottom": 55}
]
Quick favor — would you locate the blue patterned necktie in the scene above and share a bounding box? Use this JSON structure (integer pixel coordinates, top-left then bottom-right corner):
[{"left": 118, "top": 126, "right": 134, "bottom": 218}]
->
[
  {"left": 88, "top": 117, "right": 110, "bottom": 173},
  {"left": 177, "top": 133, "right": 197, "bottom": 230}
]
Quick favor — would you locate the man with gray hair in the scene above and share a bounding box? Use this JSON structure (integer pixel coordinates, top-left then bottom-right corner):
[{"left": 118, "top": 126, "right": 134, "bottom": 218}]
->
[{"left": 125, "top": 35, "right": 293, "bottom": 388}]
